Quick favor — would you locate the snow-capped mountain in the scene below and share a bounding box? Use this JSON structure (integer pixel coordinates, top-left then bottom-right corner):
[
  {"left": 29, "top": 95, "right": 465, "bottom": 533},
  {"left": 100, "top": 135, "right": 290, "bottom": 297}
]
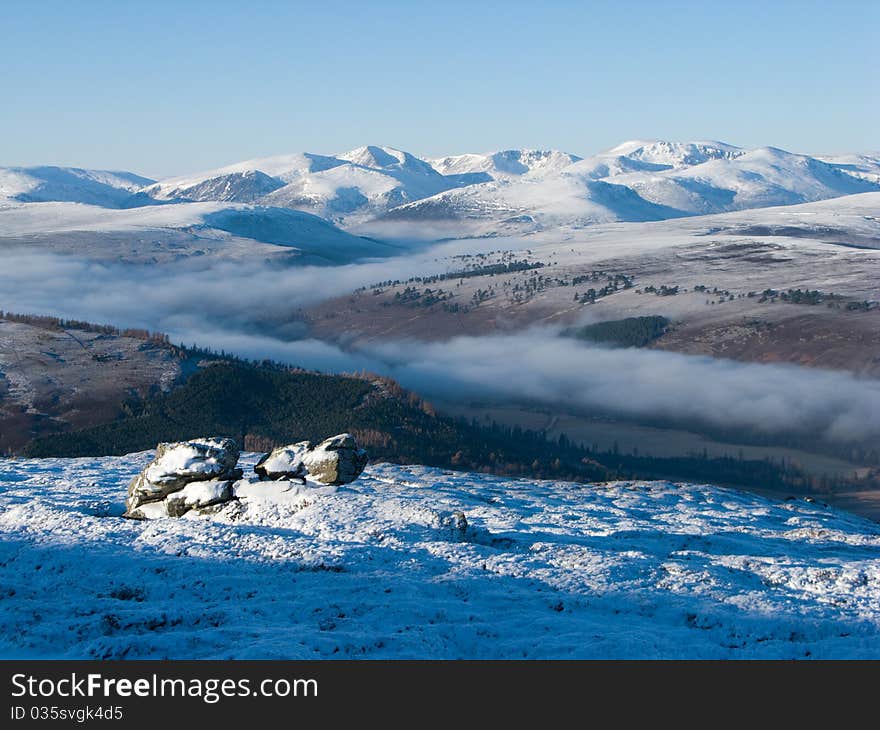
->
[
  {"left": 0, "top": 166, "right": 155, "bottom": 208},
  {"left": 4, "top": 140, "right": 879, "bottom": 246},
  {"left": 2, "top": 453, "right": 879, "bottom": 659},
  {"left": 143, "top": 145, "right": 467, "bottom": 223},
  {"left": 609, "top": 146, "right": 880, "bottom": 215},
  {"left": 360, "top": 141, "right": 880, "bottom": 238},
  {"left": 429, "top": 149, "right": 582, "bottom": 180}
]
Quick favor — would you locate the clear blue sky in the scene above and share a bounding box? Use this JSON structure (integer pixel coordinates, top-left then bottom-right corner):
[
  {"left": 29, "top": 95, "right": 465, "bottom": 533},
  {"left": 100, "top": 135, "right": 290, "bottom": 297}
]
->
[{"left": 2, "top": 0, "right": 877, "bottom": 178}]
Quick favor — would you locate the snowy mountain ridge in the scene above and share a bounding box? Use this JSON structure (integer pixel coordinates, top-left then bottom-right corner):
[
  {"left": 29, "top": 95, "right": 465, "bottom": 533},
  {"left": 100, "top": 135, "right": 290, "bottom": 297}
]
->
[
  {"left": 3, "top": 139, "right": 880, "bottom": 247},
  {"left": 366, "top": 143, "right": 880, "bottom": 238},
  {"left": 141, "top": 144, "right": 461, "bottom": 223},
  {"left": 429, "top": 148, "right": 583, "bottom": 179},
  {"left": 136, "top": 139, "right": 880, "bottom": 236}
]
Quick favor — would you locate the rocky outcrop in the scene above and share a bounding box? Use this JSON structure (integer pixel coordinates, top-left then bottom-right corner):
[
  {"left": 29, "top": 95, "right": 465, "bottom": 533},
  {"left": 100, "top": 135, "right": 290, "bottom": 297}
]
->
[
  {"left": 124, "top": 437, "right": 241, "bottom": 519},
  {"left": 125, "top": 433, "right": 368, "bottom": 519},
  {"left": 301, "top": 433, "right": 368, "bottom": 485},
  {"left": 254, "top": 442, "right": 310, "bottom": 481}
]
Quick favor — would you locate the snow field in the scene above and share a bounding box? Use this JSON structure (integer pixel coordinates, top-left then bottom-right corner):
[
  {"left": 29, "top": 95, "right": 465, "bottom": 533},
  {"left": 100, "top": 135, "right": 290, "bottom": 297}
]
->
[{"left": 1, "top": 453, "right": 879, "bottom": 659}]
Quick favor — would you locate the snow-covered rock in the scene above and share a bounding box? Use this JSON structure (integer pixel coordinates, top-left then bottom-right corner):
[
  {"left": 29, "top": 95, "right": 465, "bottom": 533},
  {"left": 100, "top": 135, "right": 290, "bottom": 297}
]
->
[
  {"left": 129, "top": 479, "right": 235, "bottom": 519},
  {"left": 165, "top": 480, "right": 235, "bottom": 517},
  {"left": 254, "top": 435, "right": 368, "bottom": 485},
  {"left": 254, "top": 442, "right": 310, "bottom": 481},
  {"left": 125, "top": 437, "right": 241, "bottom": 518},
  {"left": 301, "top": 433, "right": 368, "bottom": 485},
  {"left": 142, "top": 437, "right": 240, "bottom": 487},
  {"left": 232, "top": 478, "right": 337, "bottom": 504},
  {"left": 439, "top": 509, "right": 468, "bottom": 538},
  {"left": 125, "top": 434, "right": 368, "bottom": 518}
]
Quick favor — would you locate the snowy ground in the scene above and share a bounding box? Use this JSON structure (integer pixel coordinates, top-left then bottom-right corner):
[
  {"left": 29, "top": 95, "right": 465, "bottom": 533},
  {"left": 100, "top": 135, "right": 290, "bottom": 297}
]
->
[{"left": 1, "top": 453, "right": 879, "bottom": 659}]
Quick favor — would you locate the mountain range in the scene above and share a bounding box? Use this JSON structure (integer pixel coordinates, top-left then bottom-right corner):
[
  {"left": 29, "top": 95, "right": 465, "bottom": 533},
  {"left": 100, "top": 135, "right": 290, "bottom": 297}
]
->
[{"left": 2, "top": 140, "right": 879, "bottom": 257}]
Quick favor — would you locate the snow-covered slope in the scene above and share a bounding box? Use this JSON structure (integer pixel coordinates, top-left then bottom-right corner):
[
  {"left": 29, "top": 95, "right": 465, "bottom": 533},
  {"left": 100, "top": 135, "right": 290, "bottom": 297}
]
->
[
  {"left": 430, "top": 149, "right": 582, "bottom": 180},
  {"left": 0, "top": 166, "right": 154, "bottom": 208},
  {"left": 363, "top": 173, "right": 687, "bottom": 239},
  {"left": 815, "top": 152, "right": 880, "bottom": 184},
  {"left": 0, "top": 200, "right": 395, "bottom": 264},
  {"left": 1, "top": 454, "right": 878, "bottom": 659},
  {"left": 260, "top": 146, "right": 460, "bottom": 223},
  {"left": 156, "top": 170, "right": 285, "bottom": 203}
]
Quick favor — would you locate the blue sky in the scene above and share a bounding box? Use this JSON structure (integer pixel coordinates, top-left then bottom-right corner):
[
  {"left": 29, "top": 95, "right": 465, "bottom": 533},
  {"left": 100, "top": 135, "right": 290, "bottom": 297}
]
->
[{"left": 2, "top": 0, "right": 877, "bottom": 178}]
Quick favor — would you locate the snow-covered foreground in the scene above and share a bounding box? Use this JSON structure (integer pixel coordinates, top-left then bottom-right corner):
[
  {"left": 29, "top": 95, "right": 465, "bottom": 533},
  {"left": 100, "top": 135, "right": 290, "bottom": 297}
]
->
[{"left": 1, "top": 453, "right": 879, "bottom": 659}]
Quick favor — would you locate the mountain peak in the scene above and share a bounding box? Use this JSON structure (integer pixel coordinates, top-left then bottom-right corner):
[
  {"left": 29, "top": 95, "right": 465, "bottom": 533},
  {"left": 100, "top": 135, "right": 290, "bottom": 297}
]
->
[
  {"left": 604, "top": 139, "right": 743, "bottom": 168},
  {"left": 337, "top": 145, "right": 408, "bottom": 169},
  {"left": 430, "top": 148, "right": 581, "bottom": 179}
]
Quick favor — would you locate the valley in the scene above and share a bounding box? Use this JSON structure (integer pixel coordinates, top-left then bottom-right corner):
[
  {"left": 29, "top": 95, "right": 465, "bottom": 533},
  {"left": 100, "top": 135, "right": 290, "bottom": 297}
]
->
[
  {"left": 1, "top": 138, "right": 879, "bottom": 519},
  {"left": 306, "top": 195, "right": 880, "bottom": 375}
]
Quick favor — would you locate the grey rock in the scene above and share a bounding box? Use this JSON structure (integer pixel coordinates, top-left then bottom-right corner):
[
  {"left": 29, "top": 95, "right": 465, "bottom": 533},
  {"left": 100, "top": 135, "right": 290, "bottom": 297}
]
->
[
  {"left": 164, "top": 480, "right": 234, "bottom": 517},
  {"left": 301, "top": 433, "right": 368, "bottom": 485},
  {"left": 442, "top": 510, "right": 468, "bottom": 533},
  {"left": 254, "top": 442, "right": 310, "bottom": 481},
  {"left": 124, "top": 437, "right": 240, "bottom": 518}
]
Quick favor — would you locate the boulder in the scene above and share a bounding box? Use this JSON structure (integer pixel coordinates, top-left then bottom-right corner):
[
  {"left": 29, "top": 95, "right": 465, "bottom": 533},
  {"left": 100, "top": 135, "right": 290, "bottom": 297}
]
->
[
  {"left": 124, "top": 437, "right": 241, "bottom": 519},
  {"left": 301, "top": 433, "right": 368, "bottom": 485},
  {"left": 442, "top": 510, "right": 468, "bottom": 533},
  {"left": 254, "top": 442, "right": 310, "bottom": 481},
  {"left": 437, "top": 510, "right": 468, "bottom": 541},
  {"left": 126, "top": 480, "right": 235, "bottom": 519},
  {"left": 143, "top": 437, "right": 240, "bottom": 487},
  {"left": 165, "top": 480, "right": 234, "bottom": 517}
]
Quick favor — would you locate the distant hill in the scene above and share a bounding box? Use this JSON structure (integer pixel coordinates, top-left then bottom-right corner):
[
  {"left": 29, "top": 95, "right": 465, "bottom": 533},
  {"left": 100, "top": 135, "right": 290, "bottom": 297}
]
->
[{"left": 0, "top": 165, "right": 154, "bottom": 207}]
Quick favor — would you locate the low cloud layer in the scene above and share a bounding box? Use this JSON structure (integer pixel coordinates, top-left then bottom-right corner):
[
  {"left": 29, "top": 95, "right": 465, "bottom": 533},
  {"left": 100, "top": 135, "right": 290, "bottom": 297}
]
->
[
  {"left": 0, "top": 249, "right": 442, "bottom": 334},
  {"left": 169, "top": 327, "right": 880, "bottom": 446},
  {"left": 368, "top": 332, "right": 880, "bottom": 444},
  {"left": 2, "top": 248, "right": 879, "bottom": 446}
]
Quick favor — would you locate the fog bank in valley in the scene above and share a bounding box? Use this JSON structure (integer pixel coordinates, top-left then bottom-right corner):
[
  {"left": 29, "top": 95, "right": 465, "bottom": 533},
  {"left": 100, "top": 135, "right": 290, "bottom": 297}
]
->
[{"left": 2, "top": 249, "right": 878, "bottom": 446}]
